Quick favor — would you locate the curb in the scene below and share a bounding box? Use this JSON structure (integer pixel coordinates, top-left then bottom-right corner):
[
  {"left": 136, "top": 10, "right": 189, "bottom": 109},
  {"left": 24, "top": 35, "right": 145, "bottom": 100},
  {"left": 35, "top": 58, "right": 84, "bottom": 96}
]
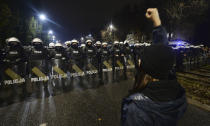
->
[{"left": 187, "top": 98, "right": 210, "bottom": 112}]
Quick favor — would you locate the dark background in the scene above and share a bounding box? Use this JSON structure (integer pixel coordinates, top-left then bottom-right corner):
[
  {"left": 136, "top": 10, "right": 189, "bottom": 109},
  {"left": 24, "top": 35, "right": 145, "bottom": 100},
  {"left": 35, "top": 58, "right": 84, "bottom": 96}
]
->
[{"left": 1, "top": 0, "right": 210, "bottom": 46}]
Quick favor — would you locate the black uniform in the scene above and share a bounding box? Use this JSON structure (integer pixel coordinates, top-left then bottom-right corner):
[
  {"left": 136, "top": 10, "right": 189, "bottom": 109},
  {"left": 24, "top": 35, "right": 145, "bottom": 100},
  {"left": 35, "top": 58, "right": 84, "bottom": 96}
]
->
[
  {"left": 28, "top": 43, "right": 49, "bottom": 97},
  {"left": 133, "top": 45, "right": 143, "bottom": 69},
  {"left": 111, "top": 44, "right": 121, "bottom": 82},
  {"left": 48, "top": 46, "right": 68, "bottom": 94},
  {"left": 176, "top": 48, "right": 185, "bottom": 72},
  {"left": 67, "top": 44, "right": 85, "bottom": 89},
  {"left": 95, "top": 45, "right": 103, "bottom": 84},
  {"left": 0, "top": 43, "right": 27, "bottom": 102},
  {"left": 123, "top": 44, "right": 134, "bottom": 79},
  {"left": 84, "top": 44, "right": 98, "bottom": 87},
  {"left": 100, "top": 46, "right": 112, "bottom": 83}
]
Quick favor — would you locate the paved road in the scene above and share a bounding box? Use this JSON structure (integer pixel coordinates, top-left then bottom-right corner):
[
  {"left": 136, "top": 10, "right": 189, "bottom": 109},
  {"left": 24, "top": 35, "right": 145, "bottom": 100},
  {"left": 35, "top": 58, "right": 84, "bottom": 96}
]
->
[{"left": 0, "top": 80, "right": 209, "bottom": 126}]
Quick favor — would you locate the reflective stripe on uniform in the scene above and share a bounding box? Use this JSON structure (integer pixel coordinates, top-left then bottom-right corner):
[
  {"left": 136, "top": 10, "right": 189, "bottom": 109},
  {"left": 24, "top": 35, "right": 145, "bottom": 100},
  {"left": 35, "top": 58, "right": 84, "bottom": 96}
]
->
[
  {"left": 88, "top": 63, "right": 97, "bottom": 70},
  {"left": 127, "top": 60, "right": 134, "bottom": 66},
  {"left": 5, "top": 68, "right": 22, "bottom": 80},
  {"left": 32, "top": 67, "right": 47, "bottom": 78},
  {"left": 116, "top": 60, "right": 123, "bottom": 68},
  {"left": 72, "top": 64, "right": 83, "bottom": 73},
  {"left": 103, "top": 61, "right": 112, "bottom": 69}
]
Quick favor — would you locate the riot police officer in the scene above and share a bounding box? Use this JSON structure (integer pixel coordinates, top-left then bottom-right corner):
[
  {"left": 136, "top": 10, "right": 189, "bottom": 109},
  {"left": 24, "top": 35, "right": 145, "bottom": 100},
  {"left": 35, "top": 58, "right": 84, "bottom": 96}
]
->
[
  {"left": 133, "top": 43, "right": 142, "bottom": 69},
  {"left": 49, "top": 43, "right": 68, "bottom": 94},
  {"left": 49, "top": 42, "right": 55, "bottom": 49},
  {"left": 28, "top": 38, "right": 49, "bottom": 97},
  {"left": 119, "top": 42, "right": 124, "bottom": 49},
  {"left": 65, "top": 41, "right": 71, "bottom": 48},
  {"left": 95, "top": 41, "right": 103, "bottom": 84},
  {"left": 67, "top": 39, "right": 85, "bottom": 89},
  {"left": 80, "top": 43, "right": 86, "bottom": 50},
  {"left": 0, "top": 37, "right": 27, "bottom": 102},
  {"left": 176, "top": 46, "right": 185, "bottom": 72},
  {"left": 101, "top": 42, "right": 112, "bottom": 83},
  {"left": 84, "top": 39, "right": 97, "bottom": 87},
  {"left": 111, "top": 41, "right": 121, "bottom": 82}
]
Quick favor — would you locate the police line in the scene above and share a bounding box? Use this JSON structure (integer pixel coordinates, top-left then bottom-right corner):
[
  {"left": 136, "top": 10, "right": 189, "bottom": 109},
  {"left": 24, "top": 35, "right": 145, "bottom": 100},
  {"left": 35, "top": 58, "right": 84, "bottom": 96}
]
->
[{"left": 0, "top": 61, "right": 135, "bottom": 85}]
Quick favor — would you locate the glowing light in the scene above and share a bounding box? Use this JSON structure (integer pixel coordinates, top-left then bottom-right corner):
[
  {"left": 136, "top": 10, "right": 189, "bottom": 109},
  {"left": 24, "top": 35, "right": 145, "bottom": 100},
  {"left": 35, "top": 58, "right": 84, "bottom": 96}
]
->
[
  {"left": 48, "top": 30, "right": 53, "bottom": 34},
  {"left": 52, "top": 36, "right": 56, "bottom": 40},
  {"left": 109, "top": 24, "right": 114, "bottom": 29},
  {"left": 39, "top": 14, "right": 46, "bottom": 21}
]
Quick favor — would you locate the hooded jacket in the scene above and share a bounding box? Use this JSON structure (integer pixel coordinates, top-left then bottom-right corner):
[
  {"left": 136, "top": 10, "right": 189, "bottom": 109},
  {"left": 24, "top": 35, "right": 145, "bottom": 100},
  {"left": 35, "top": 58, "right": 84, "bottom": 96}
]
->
[
  {"left": 121, "top": 80, "right": 187, "bottom": 126},
  {"left": 121, "top": 26, "right": 187, "bottom": 126}
]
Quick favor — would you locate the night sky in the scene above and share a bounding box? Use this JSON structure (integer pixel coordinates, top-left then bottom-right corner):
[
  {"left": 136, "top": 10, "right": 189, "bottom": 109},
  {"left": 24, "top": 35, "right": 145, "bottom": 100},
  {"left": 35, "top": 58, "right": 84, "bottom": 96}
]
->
[{"left": 41, "top": 0, "right": 139, "bottom": 41}]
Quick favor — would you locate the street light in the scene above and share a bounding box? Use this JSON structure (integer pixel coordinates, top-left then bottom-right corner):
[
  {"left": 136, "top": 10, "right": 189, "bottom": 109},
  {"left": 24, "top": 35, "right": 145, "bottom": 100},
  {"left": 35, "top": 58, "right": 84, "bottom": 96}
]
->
[
  {"left": 109, "top": 24, "right": 114, "bottom": 30},
  {"left": 39, "top": 14, "right": 46, "bottom": 21},
  {"left": 48, "top": 30, "right": 53, "bottom": 35}
]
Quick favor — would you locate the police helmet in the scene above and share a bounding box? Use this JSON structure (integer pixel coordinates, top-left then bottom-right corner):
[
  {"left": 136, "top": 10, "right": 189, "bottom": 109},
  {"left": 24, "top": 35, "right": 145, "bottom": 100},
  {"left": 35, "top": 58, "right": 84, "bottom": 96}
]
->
[
  {"left": 189, "top": 45, "right": 194, "bottom": 48},
  {"left": 65, "top": 41, "right": 71, "bottom": 45},
  {"left": 124, "top": 40, "right": 129, "bottom": 44},
  {"left": 172, "top": 47, "right": 179, "bottom": 50},
  {"left": 96, "top": 41, "right": 101, "bottom": 45},
  {"left": 6, "top": 37, "right": 20, "bottom": 44},
  {"left": 32, "top": 38, "right": 43, "bottom": 43},
  {"left": 55, "top": 43, "right": 62, "bottom": 47},
  {"left": 80, "top": 44, "right": 86, "bottom": 47},
  {"left": 114, "top": 41, "right": 119, "bottom": 45},
  {"left": 195, "top": 46, "right": 201, "bottom": 48},
  {"left": 145, "top": 43, "right": 151, "bottom": 46},
  {"left": 102, "top": 42, "right": 108, "bottom": 46},
  {"left": 185, "top": 46, "right": 190, "bottom": 49},
  {"left": 71, "top": 39, "right": 79, "bottom": 44},
  {"left": 199, "top": 44, "right": 204, "bottom": 48},
  {"left": 49, "top": 42, "right": 55, "bottom": 47},
  {"left": 119, "top": 42, "right": 124, "bottom": 45},
  {"left": 134, "top": 43, "right": 140, "bottom": 47},
  {"left": 86, "top": 39, "right": 92, "bottom": 44}
]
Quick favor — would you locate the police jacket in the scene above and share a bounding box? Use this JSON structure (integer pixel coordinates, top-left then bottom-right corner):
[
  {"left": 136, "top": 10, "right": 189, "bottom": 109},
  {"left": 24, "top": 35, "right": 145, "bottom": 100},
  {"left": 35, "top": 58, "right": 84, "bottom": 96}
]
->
[
  {"left": 121, "top": 26, "right": 187, "bottom": 126},
  {"left": 101, "top": 47, "right": 110, "bottom": 60},
  {"left": 112, "top": 46, "right": 121, "bottom": 58},
  {"left": 1, "top": 45, "right": 26, "bottom": 64},
  {"left": 29, "top": 45, "right": 48, "bottom": 61},
  {"left": 49, "top": 47, "right": 67, "bottom": 61},
  {"left": 85, "top": 45, "right": 96, "bottom": 58},
  {"left": 67, "top": 46, "right": 83, "bottom": 61},
  {"left": 123, "top": 44, "right": 132, "bottom": 57}
]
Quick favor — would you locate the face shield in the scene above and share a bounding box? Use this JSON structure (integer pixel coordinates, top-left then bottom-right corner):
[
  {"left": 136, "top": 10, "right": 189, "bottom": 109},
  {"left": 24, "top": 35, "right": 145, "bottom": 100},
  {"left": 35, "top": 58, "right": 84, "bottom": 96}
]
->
[
  {"left": 103, "top": 44, "right": 107, "bottom": 48},
  {"left": 71, "top": 42, "right": 78, "bottom": 48},
  {"left": 8, "top": 41, "right": 20, "bottom": 48},
  {"left": 33, "top": 42, "right": 43, "bottom": 47}
]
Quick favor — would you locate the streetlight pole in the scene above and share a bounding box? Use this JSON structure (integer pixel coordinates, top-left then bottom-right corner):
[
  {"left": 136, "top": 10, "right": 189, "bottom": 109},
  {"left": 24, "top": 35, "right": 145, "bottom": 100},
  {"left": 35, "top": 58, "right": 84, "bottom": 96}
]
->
[
  {"left": 48, "top": 30, "right": 53, "bottom": 42},
  {"left": 38, "top": 14, "right": 47, "bottom": 40},
  {"left": 108, "top": 23, "right": 116, "bottom": 42}
]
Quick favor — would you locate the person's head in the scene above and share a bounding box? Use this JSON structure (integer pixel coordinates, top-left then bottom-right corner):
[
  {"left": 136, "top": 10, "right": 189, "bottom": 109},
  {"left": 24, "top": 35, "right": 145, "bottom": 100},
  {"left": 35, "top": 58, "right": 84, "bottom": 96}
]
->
[
  {"left": 95, "top": 41, "right": 101, "bottom": 48},
  {"left": 65, "top": 41, "right": 71, "bottom": 47},
  {"left": 133, "top": 44, "right": 175, "bottom": 92},
  {"left": 102, "top": 42, "right": 108, "bottom": 48},
  {"left": 86, "top": 40, "right": 92, "bottom": 46},
  {"left": 55, "top": 43, "right": 63, "bottom": 50},
  {"left": 6, "top": 37, "right": 21, "bottom": 48},
  {"left": 119, "top": 42, "right": 124, "bottom": 47},
  {"left": 49, "top": 42, "right": 55, "bottom": 48},
  {"left": 32, "top": 38, "right": 43, "bottom": 47},
  {"left": 71, "top": 39, "right": 79, "bottom": 48},
  {"left": 114, "top": 41, "right": 119, "bottom": 47}
]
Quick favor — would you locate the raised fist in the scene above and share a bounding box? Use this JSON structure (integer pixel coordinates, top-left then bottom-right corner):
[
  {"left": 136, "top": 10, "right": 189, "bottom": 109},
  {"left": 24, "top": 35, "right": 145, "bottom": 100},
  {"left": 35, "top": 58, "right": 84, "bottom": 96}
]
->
[{"left": 145, "top": 8, "right": 161, "bottom": 27}]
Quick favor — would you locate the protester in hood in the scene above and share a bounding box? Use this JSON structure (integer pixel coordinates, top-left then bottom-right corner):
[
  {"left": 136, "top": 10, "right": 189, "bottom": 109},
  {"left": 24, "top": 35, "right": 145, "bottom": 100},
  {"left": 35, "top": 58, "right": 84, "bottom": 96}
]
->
[{"left": 121, "top": 8, "right": 187, "bottom": 126}]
